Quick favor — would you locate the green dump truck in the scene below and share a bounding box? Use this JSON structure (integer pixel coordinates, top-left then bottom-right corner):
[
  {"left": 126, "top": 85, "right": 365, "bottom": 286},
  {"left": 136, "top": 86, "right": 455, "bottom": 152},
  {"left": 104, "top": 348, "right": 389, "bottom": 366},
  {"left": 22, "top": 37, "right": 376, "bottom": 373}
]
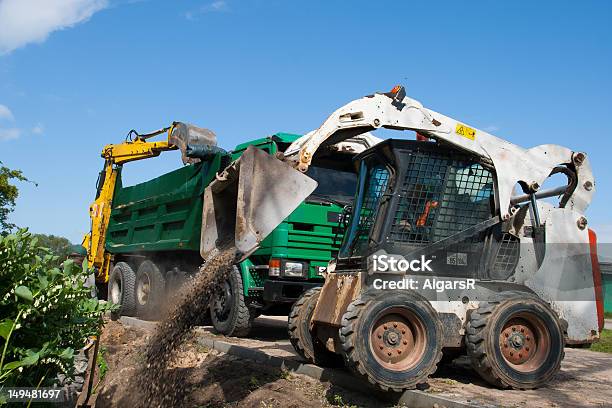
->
[{"left": 102, "top": 132, "right": 375, "bottom": 336}]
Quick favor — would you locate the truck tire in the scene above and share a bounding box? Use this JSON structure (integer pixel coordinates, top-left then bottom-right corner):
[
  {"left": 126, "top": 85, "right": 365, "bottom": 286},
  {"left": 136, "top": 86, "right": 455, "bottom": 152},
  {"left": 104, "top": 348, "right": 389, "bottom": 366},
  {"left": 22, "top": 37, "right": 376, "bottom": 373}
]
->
[
  {"left": 339, "top": 291, "right": 443, "bottom": 392},
  {"left": 466, "top": 292, "right": 565, "bottom": 389},
  {"left": 210, "top": 266, "right": 254, "bottom": 337},
  {"left": 108, "top": 262, "right": 136, "bottom": 317},
  {"left": 288, "top": 287, "right": 343, "bottom": 367},
  {"left": 135, "top": 260, "right": 166, "bottom": 320}
]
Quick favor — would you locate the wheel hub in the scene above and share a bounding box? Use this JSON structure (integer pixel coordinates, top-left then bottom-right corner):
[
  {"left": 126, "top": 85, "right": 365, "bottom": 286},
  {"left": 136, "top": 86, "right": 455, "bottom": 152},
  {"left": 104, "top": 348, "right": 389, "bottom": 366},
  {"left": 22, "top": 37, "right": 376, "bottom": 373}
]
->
[
  {"left": 213, "top": 280, "right": 233, "bottom": 319},
  {"left": 386, "top": 331, "right": 400, "bottom": 345},
  {"left": 498, "top": 316, "right": 548, "bottom": 370},
  {"left": 370, "top": 310, "right": 426, "bottom": 371},
  {"left": 111, "top": 280, "right": 121, "bottom": 304},
  {"left": 136, "top": 275, "right": 150, "bottom": 306}
]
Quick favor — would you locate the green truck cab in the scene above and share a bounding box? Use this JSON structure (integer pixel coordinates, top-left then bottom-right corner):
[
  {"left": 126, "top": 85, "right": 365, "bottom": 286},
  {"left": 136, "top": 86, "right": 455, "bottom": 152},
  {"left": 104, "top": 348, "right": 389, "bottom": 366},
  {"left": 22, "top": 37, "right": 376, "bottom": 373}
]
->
[{"left": 104, "top": 132, "right": 360, "bottom": 336}]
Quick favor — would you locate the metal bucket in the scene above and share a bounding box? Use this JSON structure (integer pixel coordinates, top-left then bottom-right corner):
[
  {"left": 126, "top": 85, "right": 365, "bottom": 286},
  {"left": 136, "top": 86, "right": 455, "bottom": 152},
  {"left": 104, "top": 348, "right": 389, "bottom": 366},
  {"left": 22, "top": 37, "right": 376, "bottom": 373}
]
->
[{"left": 200, "top": 145, "right": 317, "bottom": 262}]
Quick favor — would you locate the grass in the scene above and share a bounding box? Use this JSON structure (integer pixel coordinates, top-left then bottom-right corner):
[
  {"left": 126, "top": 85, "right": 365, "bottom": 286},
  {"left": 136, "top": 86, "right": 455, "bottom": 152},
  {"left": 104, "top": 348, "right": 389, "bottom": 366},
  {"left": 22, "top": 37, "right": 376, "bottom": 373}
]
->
[
  {"left": 591, "top": 329, "right": 612, "bottom": 353},
  {"left": 329, "top": 394, "right": 357, "bottom": 408},
  {"left": 604, "top": 311, "right": 612, "bottom": 319}
]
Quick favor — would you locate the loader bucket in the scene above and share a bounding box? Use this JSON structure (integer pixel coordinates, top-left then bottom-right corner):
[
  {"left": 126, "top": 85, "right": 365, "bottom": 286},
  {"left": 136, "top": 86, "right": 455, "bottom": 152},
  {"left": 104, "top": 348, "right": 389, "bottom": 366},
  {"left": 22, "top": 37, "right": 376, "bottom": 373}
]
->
[{"left": 200, "top": 145, "right": 318, "bottom": 262}]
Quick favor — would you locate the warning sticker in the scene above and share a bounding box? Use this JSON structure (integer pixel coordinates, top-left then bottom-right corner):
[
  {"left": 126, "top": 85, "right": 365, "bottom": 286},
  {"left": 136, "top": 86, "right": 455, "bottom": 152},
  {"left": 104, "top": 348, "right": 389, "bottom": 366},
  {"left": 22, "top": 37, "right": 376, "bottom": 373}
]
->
[
  {"left": 455, "top": 123, "right": 476, "bottom": 140},
  {"left": 447, "top": 252, "right": 468, "bottom": 266}
]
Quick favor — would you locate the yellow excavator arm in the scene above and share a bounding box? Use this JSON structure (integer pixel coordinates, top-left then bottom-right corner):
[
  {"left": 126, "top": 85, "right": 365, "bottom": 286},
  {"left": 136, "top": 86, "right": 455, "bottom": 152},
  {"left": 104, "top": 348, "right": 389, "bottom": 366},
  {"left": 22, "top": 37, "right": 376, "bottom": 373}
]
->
[{"left": 82, "top": 125, "right": 178, "bottom": 282}]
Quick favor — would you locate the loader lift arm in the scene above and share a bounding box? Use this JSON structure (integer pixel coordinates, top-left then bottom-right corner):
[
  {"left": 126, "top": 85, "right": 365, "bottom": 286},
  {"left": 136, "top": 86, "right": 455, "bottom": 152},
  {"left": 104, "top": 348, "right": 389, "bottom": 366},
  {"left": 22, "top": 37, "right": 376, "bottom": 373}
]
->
[
  {"left": 283, "top": 85, "right": 595, "bottom": 219},
  {"left": 82, "top": 125, "right": 179, "bottom": 282}
]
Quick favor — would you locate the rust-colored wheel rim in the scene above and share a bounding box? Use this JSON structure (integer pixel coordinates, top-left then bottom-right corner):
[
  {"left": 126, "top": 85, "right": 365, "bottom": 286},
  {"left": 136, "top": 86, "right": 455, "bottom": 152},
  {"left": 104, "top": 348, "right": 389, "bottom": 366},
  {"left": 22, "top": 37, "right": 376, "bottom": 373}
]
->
[
  {"left": 370, "top": 308, "right": 427, "bottom": 371},
  {"left": 498, "top": 313, "right": 550, "bottom": 372}
]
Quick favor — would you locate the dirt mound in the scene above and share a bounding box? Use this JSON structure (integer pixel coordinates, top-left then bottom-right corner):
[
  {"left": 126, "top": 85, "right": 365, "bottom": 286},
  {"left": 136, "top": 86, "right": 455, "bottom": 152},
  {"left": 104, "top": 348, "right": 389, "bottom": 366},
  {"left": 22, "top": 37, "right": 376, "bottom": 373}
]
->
[
  {"left": 95, "top": 320, "right": 381, "bottom": 408},
  {"left": 134, "top": 249, "right": 236, "bottom": 407}
]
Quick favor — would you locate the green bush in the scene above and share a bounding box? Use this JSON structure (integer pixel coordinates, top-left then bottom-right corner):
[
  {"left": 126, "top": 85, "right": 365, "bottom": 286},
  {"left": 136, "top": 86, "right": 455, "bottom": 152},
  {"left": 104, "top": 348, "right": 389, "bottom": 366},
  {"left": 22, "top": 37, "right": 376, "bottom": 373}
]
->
[{"left": 0, "top": 229, "right": 115, "bottom": 387}]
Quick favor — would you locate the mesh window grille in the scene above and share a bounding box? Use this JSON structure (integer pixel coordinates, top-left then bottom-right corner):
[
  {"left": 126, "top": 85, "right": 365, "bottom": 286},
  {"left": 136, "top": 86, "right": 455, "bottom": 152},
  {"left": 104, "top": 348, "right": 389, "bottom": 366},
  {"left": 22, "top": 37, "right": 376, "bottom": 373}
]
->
[
  {"left": 390, "top": 150, "right": 494, "bottom": 244},
  {"left": 492, "top": 233, "right": 520, "bottom": 275},
  {"left": 352, "top": 164, "right": 390, "bottom": 254}
]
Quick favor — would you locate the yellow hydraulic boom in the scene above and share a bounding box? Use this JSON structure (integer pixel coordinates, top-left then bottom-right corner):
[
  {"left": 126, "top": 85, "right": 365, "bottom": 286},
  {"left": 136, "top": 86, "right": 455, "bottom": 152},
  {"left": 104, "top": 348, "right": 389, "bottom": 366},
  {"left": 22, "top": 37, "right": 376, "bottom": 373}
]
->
[{"left": 82, "top": 125, "right": 178, "bottom": 282}]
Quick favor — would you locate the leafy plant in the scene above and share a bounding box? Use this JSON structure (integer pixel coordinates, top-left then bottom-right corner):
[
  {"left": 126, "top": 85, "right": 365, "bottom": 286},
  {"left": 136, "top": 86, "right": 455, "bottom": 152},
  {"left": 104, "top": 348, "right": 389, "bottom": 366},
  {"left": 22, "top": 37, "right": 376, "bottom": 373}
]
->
[
  {"left": 0, "top": 229, "right": 115, "bottom": 387},
  {"left": 92, "top": 346, "right": 108, "bottom": 393}
]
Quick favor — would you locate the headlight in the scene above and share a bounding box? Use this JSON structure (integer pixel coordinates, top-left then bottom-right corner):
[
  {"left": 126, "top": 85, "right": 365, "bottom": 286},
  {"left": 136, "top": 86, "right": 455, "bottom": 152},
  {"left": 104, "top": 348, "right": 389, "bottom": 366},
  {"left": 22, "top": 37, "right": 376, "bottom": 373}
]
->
[
  {"left": 269, "top": 259, "right": 281, "bottom": 277},
  {"left": 283, "top": 261, "right": 306, "bottom": 277}
]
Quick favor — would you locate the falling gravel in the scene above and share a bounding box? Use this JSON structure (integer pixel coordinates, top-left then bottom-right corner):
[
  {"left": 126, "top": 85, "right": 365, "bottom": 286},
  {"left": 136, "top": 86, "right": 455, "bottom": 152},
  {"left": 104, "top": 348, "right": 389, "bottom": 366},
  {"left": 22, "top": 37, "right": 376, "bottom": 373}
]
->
[{"left": 133, "top": 249, "right": 236, "bottom": 408}]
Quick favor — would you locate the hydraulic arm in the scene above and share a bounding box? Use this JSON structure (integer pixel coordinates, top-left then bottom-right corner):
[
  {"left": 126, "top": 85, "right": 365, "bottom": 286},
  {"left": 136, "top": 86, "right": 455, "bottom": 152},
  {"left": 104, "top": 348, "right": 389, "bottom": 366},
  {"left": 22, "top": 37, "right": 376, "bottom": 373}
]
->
[{"left": 82, "top": 124, "right": 193, "bottom": 282}]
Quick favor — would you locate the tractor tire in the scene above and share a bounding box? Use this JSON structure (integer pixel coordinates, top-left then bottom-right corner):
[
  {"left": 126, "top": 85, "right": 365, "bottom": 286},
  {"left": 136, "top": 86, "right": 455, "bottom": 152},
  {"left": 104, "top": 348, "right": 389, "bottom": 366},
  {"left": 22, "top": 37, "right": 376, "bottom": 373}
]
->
[
  {"left": 135, "top": 260, "right": 166, "bottom": 320},
  {"left": 466, "top": 292, "right": 565, "bottom": 389},
  {"left": 288, "top": 287, "right": 343, "bottom": 367},
  {"left": 108, "top": 262, "right": 137, "bottom": 317},
  {"left": 210, "top": 266, "right": 254, "bottom": 337},
  {"left": 339, "top": 291, "right": 443, "bottom": 392}
]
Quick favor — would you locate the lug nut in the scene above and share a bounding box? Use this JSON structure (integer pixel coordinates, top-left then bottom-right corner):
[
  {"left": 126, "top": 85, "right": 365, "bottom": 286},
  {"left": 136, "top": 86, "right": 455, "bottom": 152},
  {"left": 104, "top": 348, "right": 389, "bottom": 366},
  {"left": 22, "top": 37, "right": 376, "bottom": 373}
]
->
[
  {"left": 519, "top": 354, "right": 522, "bottom": 358},
  {"left": 397, "top": 350, "right": 402, "bottom": 354},
  {"left": 512, "top": 327, "right": 516, "bottom": 331},
  {"left": 403, "top": 340, "right": 408, "bottom": 345},
  {"left": 510, "top": 352, "right": 514, "bottom": 356},
  {"left": 377, "top": 334, "right": 382, "bottom": 339},
  {"left": 383, "top": 325, "right": 388, "bottom": 330},
  {"left": 387, "top": 352, "right": 392, "bottom": 356},
  {"left": 402, "top": 330, "right": 406, "bottom": 334},
  {"left": 525, "top": 347, "right": 530, "bottom": 351},
  {"left": 393, "top": 323, "right": 398, "bottom": 328},
  {"left": 505, "top": 333, "right": 509, "bottom": 338},
  {"left": 379, "top": 346, "right": 384, "bottom": 350},
  {"left": 521, "top": 328, "right": 525, "bottom": 333}
]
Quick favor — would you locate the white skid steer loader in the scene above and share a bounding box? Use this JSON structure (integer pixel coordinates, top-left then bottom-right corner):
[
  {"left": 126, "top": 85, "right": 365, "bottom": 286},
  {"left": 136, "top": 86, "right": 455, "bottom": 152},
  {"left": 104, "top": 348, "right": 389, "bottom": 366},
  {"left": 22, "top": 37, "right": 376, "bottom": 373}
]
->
[{"left": 200, "top": 85, "right": 603, "bottom": 391}]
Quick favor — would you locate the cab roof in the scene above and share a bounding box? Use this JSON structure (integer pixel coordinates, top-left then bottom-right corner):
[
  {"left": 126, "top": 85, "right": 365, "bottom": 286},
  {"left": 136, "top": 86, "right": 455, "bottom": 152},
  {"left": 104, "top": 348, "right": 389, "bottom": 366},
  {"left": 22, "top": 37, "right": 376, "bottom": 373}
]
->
[{"left": 232, "top": 132, "right": 302, "bottom": 152}]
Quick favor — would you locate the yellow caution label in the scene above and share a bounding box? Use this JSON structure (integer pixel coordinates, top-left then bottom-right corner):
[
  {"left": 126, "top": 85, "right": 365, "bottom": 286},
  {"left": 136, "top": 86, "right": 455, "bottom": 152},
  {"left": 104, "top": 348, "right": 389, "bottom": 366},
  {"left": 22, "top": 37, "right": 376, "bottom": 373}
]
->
[{"left": 455, "top": 123, "right": 476, "bottom": 140}]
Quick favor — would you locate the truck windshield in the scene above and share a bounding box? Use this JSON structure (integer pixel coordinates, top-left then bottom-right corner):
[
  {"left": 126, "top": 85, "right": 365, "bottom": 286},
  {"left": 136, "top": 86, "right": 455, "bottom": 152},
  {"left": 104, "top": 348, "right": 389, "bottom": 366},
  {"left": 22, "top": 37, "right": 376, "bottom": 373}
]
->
[
  {"left": 306, "top": 165, "right": 357, "bottom": 205},
  {"left": 339, "top": 159, "right": 390, "bottom": 258}
]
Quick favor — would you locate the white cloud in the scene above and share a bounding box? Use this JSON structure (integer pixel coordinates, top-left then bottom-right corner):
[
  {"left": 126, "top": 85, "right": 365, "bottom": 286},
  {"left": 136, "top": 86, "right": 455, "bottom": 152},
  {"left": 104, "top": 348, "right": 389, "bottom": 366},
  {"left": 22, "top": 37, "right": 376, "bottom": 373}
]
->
[
  {"left": 0, "top": 104, "right": 14, "bottom": 121},
  {"left": 0, "top": 0, "right": 108, "bottom": 55},
  {"left": 0, "top": 128, "right": 21, "bottom": 141},
  {"left": 32, "top": 123, "right": 44, "bottom": 135},
  {"left": 185, "top": 0, "right": 228, "bottom": 20}
]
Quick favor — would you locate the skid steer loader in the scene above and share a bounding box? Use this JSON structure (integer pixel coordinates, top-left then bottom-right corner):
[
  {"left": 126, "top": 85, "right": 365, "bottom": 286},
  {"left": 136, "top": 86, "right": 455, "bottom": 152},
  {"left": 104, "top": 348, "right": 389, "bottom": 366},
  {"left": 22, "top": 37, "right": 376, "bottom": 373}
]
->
[{"left": 201, "top": 85, "right": 603, "bottom": 392}]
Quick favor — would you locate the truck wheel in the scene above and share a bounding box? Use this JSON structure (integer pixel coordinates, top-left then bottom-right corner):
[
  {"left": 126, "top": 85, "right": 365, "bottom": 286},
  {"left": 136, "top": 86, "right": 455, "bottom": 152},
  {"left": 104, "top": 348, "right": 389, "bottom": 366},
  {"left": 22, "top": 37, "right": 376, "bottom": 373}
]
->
[
  {"left": 108, "top": 262, "right": 137, "bottom": 317},
  {"left": 288, "top": 287, "right": 343, "bottom": 367},
  {"left": 339, "top": 291, "right": 443, "bottom": 392},
  {"left": 210, "top": 266, "right": 254, "bottom": 337},
  {"left": 135, "top": 260, "right": 166, "bottom": 320},
  {"left": 466, "top": 293, "right": 565, "bottom": 389}
]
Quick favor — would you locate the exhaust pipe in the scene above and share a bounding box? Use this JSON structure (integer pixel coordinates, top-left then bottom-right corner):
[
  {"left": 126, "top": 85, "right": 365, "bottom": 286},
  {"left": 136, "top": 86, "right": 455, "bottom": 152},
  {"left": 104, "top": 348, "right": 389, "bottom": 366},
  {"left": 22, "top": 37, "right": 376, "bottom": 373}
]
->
[{"left": 200, "top": 145, "right": 317, "bottom": 262}]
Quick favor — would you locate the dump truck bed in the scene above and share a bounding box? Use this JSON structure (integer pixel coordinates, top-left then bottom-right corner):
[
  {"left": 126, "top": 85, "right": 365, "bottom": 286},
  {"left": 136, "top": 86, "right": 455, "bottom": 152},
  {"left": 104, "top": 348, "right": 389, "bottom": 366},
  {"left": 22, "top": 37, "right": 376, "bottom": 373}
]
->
[{"left": 105, "top": 155, "right": 225, "bottom": 254}]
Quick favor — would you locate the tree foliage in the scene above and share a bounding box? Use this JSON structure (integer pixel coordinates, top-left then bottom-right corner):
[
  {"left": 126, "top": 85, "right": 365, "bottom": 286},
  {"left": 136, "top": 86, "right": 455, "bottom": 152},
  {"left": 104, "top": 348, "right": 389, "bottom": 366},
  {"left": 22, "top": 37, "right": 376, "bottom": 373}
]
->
[
  {"left": 0, "top": 161, "right": 28, "bottom": 233},
  {"left": 0, "top": 229, "right": 115, "bottom": 388},
  {"left": 31, "top": 234, "right": 73, "bottom": 267}
]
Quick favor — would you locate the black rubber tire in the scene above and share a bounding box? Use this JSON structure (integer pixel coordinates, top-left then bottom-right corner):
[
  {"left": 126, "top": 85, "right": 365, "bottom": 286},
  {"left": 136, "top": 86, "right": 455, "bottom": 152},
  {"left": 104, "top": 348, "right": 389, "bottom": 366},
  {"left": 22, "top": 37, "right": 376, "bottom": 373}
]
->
[
  {"left": 135, "top": 260, "right": 166, "bottom": 320},
  {"left": 466, "top": 292, "right": 565, "bottom": 389},
  {"left": 108, "top": 262, "right": 137, "bottom": 317},
  {"left": 339, "top": 291, "right": 443, "bottom": 392},
  {"left": 288, "top": 287, "right": 344, "bottom": 367},
  {"left": 210, "top": 266, "right": 254, "bottom": 337}
]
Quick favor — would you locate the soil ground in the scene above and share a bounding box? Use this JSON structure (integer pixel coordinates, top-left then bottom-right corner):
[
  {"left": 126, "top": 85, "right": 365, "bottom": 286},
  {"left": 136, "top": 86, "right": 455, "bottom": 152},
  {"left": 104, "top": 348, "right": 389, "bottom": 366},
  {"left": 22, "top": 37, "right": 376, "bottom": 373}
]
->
[
  {"left": 94, "top": 319, "right": 401, "bottom": 408},
  {"left": 93, "top": 316, "right": 612, "bottom": 408}
]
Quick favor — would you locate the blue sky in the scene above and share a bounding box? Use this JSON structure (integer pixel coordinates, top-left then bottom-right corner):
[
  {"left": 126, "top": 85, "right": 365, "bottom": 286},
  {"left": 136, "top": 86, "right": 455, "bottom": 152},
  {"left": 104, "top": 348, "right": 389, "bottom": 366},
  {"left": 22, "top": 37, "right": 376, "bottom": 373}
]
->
[{"left": 0, "top": 0, "right": 611, "bottom": 247}]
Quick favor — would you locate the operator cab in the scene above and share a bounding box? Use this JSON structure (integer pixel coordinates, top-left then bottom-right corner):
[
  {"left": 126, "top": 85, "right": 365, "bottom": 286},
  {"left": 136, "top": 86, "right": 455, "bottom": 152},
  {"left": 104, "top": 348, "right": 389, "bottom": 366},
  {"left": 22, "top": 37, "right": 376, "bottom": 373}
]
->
[{"left": 337, "top": 139, "right": 520, "bottom": 281}]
